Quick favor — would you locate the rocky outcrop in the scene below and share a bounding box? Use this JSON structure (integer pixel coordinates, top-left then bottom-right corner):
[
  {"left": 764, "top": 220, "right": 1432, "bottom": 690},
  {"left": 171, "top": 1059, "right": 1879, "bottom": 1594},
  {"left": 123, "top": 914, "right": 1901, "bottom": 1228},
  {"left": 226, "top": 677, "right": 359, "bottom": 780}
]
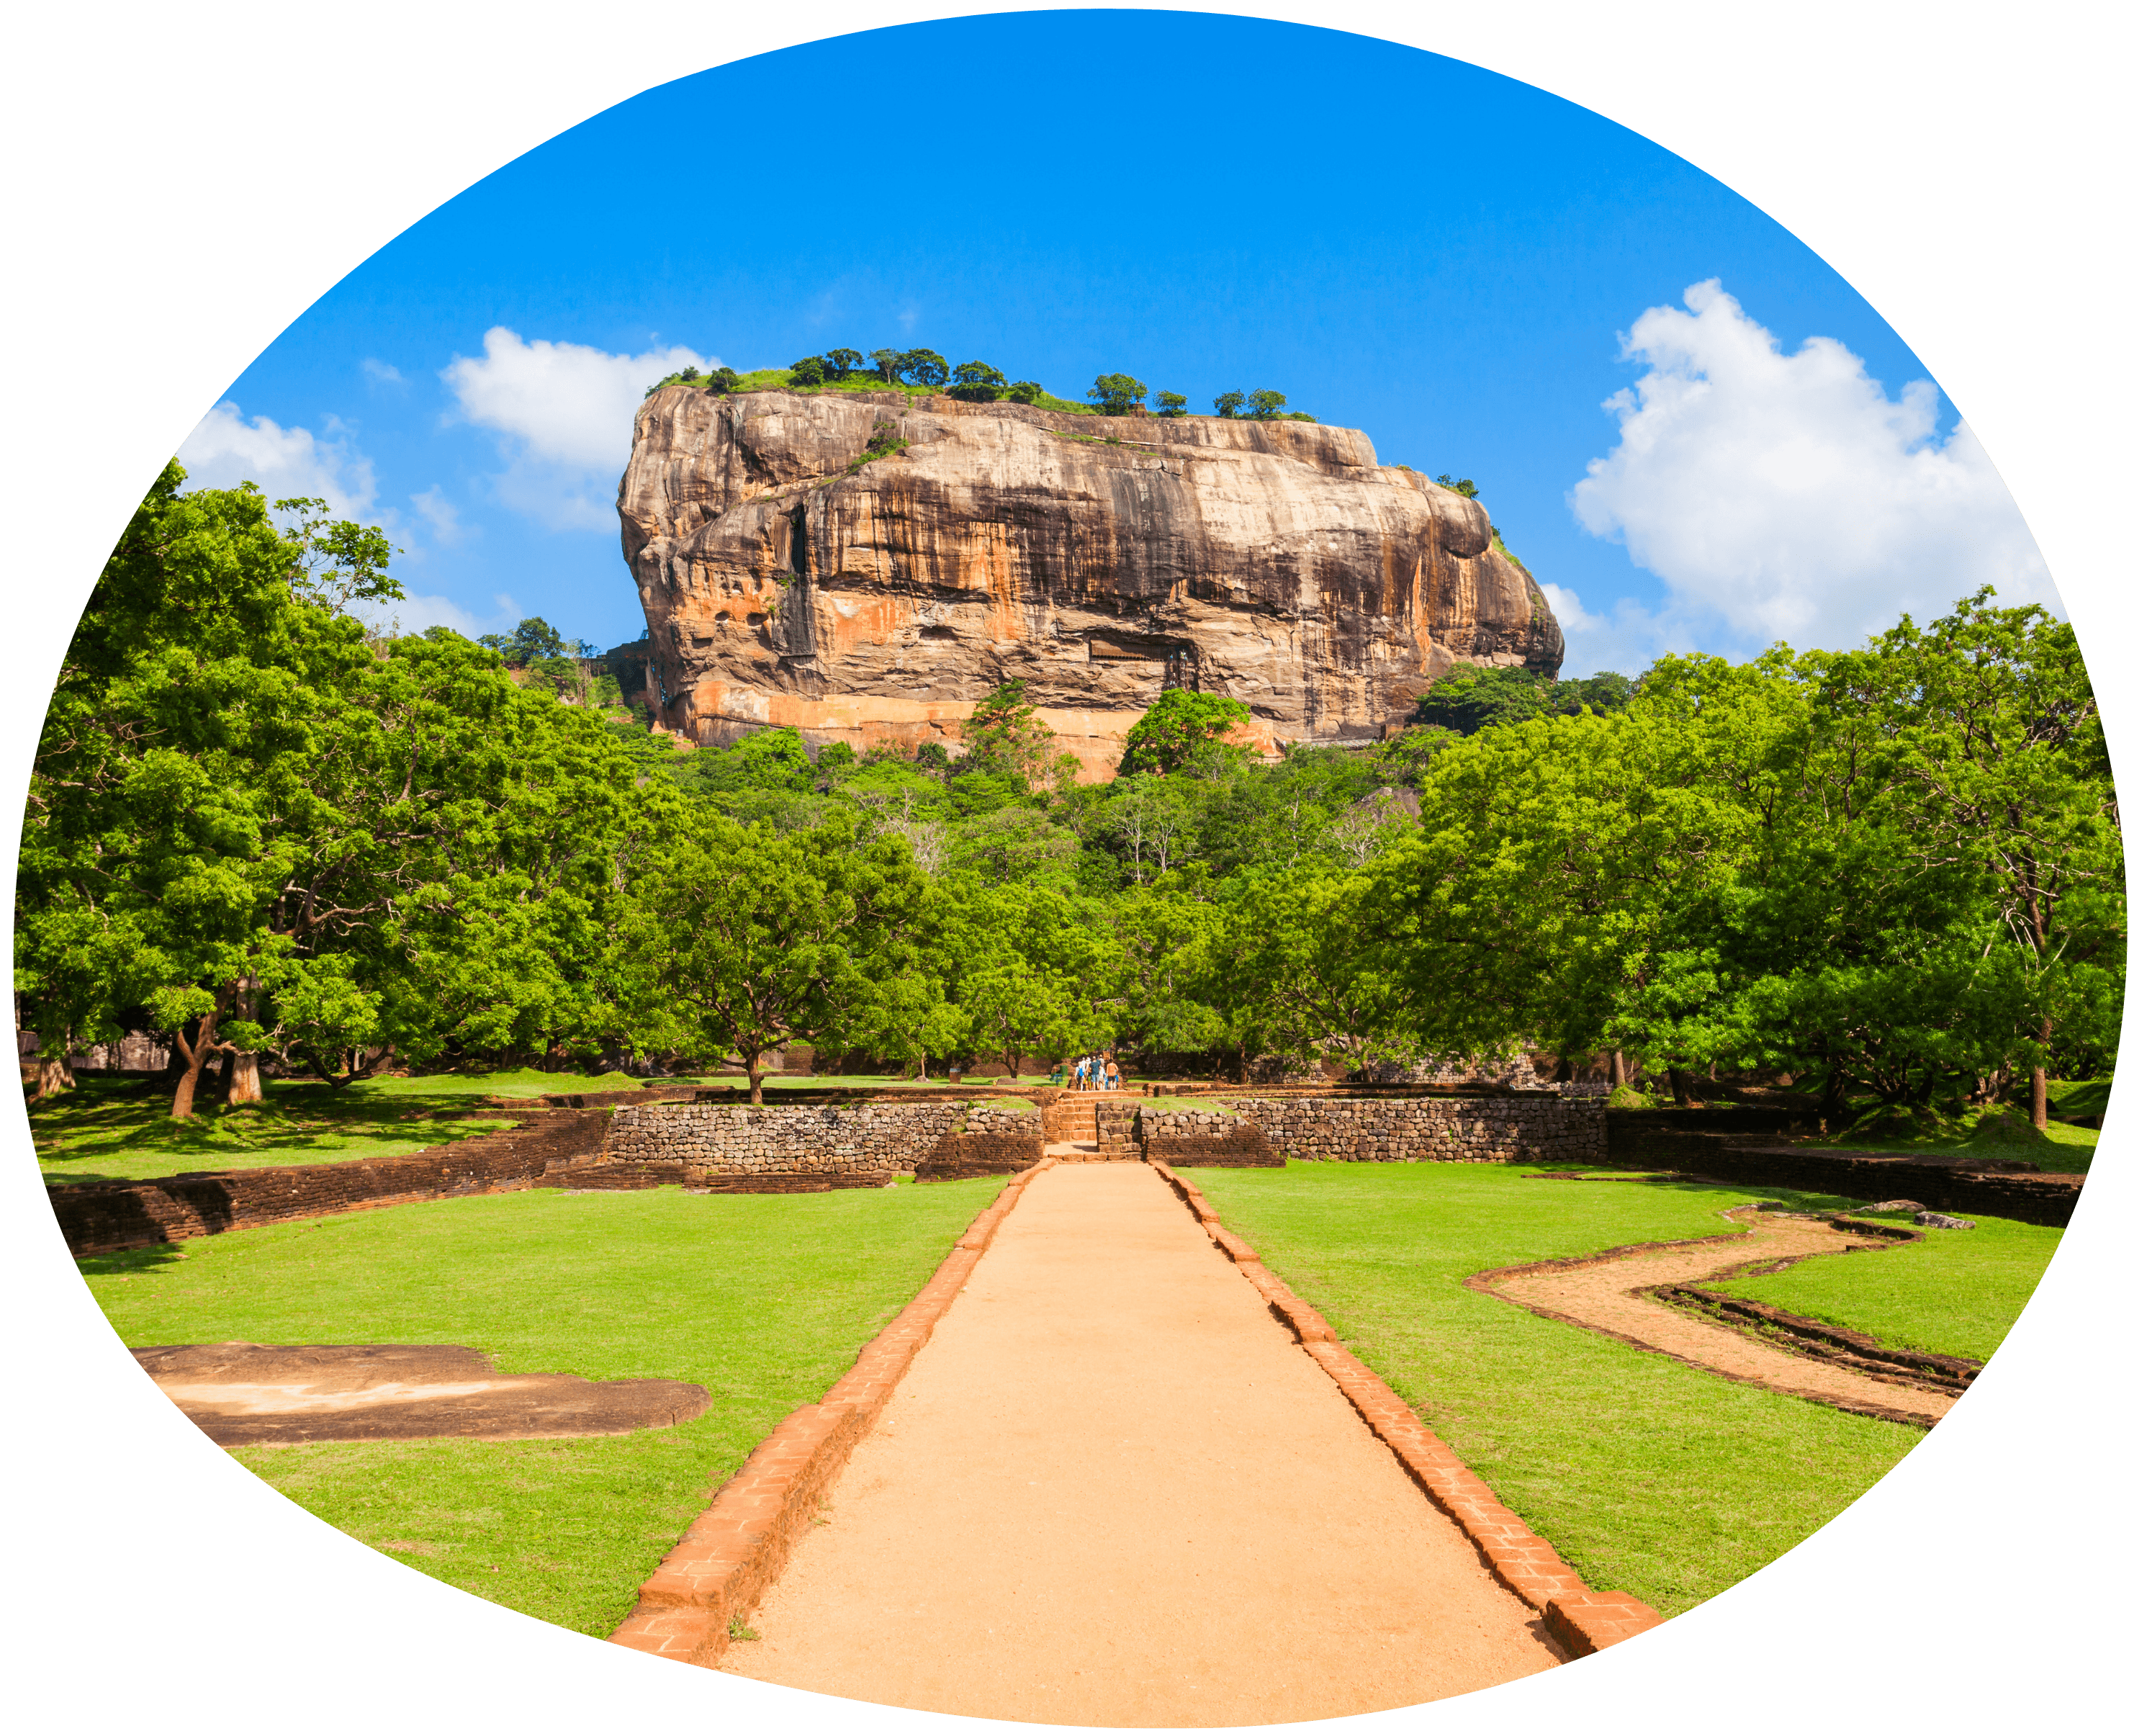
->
[{"left": 616, "top": 387, "right": 1562, "bottom": 773}]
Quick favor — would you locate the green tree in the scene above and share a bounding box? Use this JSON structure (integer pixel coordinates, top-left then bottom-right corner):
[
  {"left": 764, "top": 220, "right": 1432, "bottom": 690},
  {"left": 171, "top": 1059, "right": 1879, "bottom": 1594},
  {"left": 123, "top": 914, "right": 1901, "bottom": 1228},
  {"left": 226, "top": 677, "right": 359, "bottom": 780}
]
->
[
  {"left": 1004, "top": 380, "right": 1045, "bottom": 404},
  {"left": 949, "top": 361, "right": 1007, "bottom": 401},
  {"left": 1435, "top": 474, "right": 1480, "bottom": 498},
  {"left": 1118, "top": 689, "right": 1251, "bottom": 775},
  {"left": 789, "top": 355, "right": 829, "bottom": 386},
  {"left": 477, "top": 616, "right": 569, "bottom": 665},
  {"left": 1087, "top": 374, "right": 1148, "bottom": 415},
  {"left": 960, "top": 681, "right": 1058, "bottom": 785},
  {"left": 1246, "top": 390, "right": 1287, "bottom": 419},
  {"left": 901, "top": 348, "right": 950, "bottom": 388},
  {"left": 1413, "top": 665, "right": 1552, "bottom": 734},
  {"left": 870, "top": 348, "right": 907, "bottom": 384},
  {"left": 824, "top": 348, "right": 863, "bottom": 379},
  {"left": 1212, "top": 391, "right": 1245, "bottom": 419},
  {"left": 706, "top": 366, "right": 741, "bottom": 394},
  {"left": 618, "top": 814, "right": 928, "bottom": 1102},
  {"left": 1153, "top": 391, "right": 1189, "bottom": 418}
]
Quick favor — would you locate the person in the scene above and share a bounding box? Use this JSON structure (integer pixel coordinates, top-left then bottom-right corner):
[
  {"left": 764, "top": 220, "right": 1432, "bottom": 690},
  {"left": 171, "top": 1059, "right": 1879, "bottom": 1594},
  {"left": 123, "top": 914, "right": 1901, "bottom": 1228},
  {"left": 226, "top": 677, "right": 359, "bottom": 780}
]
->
[
  {"left": 1074, "top": 1056, "right": 1089, "bottom": 1091},
  {"left": 1106, "top": 1057, "right": 1121, "bottom": 1092}
]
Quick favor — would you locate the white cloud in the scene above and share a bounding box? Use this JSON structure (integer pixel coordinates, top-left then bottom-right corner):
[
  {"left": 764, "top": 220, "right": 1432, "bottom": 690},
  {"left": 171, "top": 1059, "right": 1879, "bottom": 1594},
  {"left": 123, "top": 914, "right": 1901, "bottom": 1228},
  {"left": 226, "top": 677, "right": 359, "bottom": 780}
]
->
[
  {"left": 441, "top": 327, "right": 709, "bottom": 531},
  {"left": 176, "top": 402, "right": 377, "bottom": 517},
  {"left": 411, "top": 485, "right": 469, "bottom": 547},
  {"left": 352, "top": 588, "right": 519, "bottom": 641},
  {"left": 362, "top": 358, "right": 405, "bottom": 388},
  {"left": 1541, "top": 583, "right": 1697, "bottom": 678},
  {"left": 1569, "top": 280, "right": 2058, "bottom": 652}
]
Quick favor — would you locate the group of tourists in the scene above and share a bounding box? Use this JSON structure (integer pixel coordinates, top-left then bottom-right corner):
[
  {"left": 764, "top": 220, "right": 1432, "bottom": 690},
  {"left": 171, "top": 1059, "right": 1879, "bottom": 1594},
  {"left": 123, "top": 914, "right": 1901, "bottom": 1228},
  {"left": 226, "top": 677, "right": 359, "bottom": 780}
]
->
[{"left": 1071, "top": 1053, "right": 1122, "bottom": 1092}]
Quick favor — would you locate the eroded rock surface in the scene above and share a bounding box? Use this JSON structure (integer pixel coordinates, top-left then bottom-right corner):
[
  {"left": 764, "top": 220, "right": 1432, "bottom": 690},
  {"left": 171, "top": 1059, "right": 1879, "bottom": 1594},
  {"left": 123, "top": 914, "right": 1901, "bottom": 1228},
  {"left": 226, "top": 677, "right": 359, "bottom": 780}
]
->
[{"left": 616, "top": 388, "right": 1561, "bottom": 773}]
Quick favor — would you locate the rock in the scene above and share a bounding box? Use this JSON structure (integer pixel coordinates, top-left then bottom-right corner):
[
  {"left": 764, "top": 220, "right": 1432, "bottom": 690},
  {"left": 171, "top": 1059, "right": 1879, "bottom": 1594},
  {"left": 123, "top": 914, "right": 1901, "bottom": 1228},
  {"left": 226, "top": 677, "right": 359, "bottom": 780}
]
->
[
  {"left": 614, "top": 387, "right": 1563, "bottom": 774},
  {"left": 1870, "top": 1199, "right": 1928, "bottom": 1213},
  {"left": 1914, "top": 1211, "right": 1978, "bottom": 1230}
]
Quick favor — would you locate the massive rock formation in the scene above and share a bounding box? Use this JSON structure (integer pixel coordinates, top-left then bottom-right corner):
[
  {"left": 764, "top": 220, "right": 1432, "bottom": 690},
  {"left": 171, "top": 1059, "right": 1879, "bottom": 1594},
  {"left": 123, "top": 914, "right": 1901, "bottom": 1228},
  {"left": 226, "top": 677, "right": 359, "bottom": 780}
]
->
[{"left": 614, "top": 386, "right": 1561, "bottom": 773}]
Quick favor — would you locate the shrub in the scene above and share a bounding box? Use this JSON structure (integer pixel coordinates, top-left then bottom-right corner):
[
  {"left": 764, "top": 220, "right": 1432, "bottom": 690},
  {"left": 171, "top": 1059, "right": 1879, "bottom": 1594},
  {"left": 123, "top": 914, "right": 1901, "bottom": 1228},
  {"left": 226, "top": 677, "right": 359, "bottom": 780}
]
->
[
  {"left": 824, "top": 348, "right": 862, "bottom": 380},
  {"left": 1212, "top": 390, "right": 1244, "bottom": 418},
  {"left": 1154, "top": 391, "right": 1189, "bottom": 417},
  {"left": 1246, "top": 389, "right": 1287, "bottom": 419},
  {"left": 790, "top": 355, "right": 828, "bottom": 387},
  {"left": 1004, "top": 380, "right": 1045, "bottom": 404}
]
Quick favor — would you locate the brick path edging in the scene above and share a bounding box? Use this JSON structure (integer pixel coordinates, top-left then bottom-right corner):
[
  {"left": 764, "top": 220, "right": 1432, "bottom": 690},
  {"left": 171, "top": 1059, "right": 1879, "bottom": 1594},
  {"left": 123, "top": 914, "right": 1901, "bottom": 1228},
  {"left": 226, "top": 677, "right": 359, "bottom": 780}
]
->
[
  {"left": 1145, "top": 1159, "right": 1665, "bottom": 1659},
  {"left": 608, "top": 1160, "right": 1058, "bottom": 1671}
]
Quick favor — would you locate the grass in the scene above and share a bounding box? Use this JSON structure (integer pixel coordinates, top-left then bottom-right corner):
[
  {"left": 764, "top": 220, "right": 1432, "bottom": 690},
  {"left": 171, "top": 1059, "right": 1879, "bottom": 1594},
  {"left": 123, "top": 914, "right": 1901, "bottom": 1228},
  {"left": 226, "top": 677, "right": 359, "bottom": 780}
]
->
[
  {"left": 81, "top": 1177, "right": 1009, "bottom": 1636},
  {"left": 1140, "top": 1096, "right": 1236, "bottom": 1115},
  {"left": 1182, "top": 1162, "right": 1942, "bottom": 1617},
  {"left": 1709, "top": 1209, "right": 2061, "bottom": 1362},
  {"left": 30, "top": 1076, "right": 522, "bottom": 1186},
  {"left": 971, "top": 1097, "right": 1037, "bottom": 1115},
  {"left": 1803, "top": 1099, "right": 2100, "bottom": 1174}
]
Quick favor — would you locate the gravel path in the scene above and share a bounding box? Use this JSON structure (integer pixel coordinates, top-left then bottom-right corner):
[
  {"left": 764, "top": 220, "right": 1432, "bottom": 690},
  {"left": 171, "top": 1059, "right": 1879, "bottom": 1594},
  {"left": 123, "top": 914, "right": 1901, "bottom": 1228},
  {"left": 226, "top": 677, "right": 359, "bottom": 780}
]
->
[
  {"left": 1482, "top": 1207, "right": 1955, "bottom": 1424},
  {"left": 721, "top": 1162, "right": 1563, "bottom": 1724}
]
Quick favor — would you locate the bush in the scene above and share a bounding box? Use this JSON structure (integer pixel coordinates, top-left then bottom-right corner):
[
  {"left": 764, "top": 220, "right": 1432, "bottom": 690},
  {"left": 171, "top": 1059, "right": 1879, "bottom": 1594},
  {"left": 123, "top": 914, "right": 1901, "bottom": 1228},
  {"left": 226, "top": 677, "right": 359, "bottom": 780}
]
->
[
  {"left": 1246, "top": 389, "right": 1287, "bottom": 419},
  {"left": 1212, "top": 390, "right": 1244, "bottom": 418},
  {"left": 1154, "top": 391, "right": 1189, "bottom": 417},
  {"left": 824, "top": 348, "right": 862, "bottom": 380},
  {"left": 1004, "top": 380, "right": 1045, "bottom": 404},
  {"left": 789, "top": 355, "right": 828, "bottom": 387}
]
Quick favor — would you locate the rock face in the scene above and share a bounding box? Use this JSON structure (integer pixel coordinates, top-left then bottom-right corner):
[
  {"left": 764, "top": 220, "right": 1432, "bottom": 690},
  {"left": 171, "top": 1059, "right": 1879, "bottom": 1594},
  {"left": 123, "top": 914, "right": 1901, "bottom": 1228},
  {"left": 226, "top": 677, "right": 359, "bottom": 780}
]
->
[{"left": 615, "top": 387, "right": 1562, "bottom": 773}]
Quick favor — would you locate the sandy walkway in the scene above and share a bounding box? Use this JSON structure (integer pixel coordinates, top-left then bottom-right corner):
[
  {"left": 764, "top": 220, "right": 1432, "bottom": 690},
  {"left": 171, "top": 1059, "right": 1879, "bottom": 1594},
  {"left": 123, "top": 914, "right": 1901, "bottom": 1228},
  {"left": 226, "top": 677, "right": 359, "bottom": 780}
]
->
[
  {"left": 721, "top": 1163, "right": 1562, "bottom": 1724},
  {"left": 1482, "top": 1207, "right": 1953, "bottom": 1425}
]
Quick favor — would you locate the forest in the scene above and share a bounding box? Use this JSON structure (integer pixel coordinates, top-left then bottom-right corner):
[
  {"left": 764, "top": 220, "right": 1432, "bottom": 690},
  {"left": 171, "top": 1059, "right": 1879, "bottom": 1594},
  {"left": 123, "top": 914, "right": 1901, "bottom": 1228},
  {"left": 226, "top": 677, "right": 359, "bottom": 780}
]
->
[{"left": 15, "top": 465, "right": 2121, "bottom": 1125}]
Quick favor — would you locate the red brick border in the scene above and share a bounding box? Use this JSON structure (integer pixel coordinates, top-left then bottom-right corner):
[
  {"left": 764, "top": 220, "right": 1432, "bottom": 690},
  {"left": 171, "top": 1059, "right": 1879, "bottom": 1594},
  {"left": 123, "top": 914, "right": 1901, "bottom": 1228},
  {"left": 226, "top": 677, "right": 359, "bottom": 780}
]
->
[
  {"left": 1147, "top": 1160, "right": 1665, "bottom": 1657},
  {"left": 608, "top": 1159, "right": 1057, "bottom": 1670}
]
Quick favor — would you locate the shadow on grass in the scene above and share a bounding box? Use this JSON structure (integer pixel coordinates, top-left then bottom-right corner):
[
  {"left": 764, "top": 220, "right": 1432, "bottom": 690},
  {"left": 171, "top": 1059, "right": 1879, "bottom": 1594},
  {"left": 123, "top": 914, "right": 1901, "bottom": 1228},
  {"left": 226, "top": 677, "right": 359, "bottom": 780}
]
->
[{"left": 75, "top": 1241, "right": 186, "bottom": 1277}]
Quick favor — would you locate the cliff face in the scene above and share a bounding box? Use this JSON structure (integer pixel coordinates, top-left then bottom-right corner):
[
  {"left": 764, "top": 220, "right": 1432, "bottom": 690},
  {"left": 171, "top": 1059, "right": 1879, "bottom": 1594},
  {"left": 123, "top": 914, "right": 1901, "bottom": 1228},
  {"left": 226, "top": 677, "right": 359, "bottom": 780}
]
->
[{"left": 616, "top": 387, "right": 1561, "bottom": 773}]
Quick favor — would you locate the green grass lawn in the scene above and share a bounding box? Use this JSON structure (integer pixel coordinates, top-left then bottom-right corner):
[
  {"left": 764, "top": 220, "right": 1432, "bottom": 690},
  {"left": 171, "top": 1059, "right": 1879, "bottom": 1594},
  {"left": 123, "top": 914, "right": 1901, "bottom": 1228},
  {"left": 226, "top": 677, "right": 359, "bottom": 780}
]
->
[
  {"left": 1183, "top": 1163, "right": 1947, "bottom": 1617},
  {"left": 30, "top": 1077, "right": 524, "bottom": 1185},
  {"left": 1710, "top": 1210, "right": 2061, "bottom": 1362},
  {"left": 81, "top": 1177, "right": 1007, "bottom": 1635},
  {"left": 1796, "top": 1080, "right": 2106, "bottom": 1174}
]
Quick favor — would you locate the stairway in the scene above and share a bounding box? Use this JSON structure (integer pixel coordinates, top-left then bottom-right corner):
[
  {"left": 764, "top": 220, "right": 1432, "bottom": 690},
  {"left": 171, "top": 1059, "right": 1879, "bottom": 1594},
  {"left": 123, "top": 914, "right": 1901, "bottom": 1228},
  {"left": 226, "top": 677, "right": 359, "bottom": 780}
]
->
[{"left": 1045, "top": 1093, "right": 1099, "bottom": 1155}]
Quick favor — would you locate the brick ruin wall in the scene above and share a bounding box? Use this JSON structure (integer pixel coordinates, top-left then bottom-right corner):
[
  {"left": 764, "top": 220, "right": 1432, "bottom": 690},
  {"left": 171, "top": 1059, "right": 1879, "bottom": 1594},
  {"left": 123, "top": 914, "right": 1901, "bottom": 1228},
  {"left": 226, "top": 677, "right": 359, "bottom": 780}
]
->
[
  {"left": 1198, "top": 1095, "right": 1606, "bottom": 1165},
  {"left": 50, "top": 1109, "right": 610, "bottom": 1256}
]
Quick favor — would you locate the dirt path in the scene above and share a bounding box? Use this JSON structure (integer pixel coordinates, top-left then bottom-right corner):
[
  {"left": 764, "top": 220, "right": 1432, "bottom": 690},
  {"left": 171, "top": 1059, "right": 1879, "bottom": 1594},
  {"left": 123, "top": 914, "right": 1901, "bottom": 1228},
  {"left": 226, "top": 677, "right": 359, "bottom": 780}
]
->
[
  {"left": 1480, "top": 1207, "right": 1954, "bottom": 1426},
  {"left": 721, "top": 1163, "right": 1563, "bottom": 1725}
]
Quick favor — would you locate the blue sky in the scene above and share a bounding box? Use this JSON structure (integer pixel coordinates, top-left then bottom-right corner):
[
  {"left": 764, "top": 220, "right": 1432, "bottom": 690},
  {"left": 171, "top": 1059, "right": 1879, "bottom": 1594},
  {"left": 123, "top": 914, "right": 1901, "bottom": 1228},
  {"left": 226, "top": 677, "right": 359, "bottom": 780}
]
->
[{"left": 179, "top": 10, "right": 2050, "bottom": 675}]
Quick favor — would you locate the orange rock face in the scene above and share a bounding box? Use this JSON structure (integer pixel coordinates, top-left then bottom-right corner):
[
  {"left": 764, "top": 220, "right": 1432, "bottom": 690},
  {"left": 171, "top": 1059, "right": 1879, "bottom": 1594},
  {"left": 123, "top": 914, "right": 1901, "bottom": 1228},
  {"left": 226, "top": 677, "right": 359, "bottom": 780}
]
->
[{"left": 615, "top": 387, "right": 1561, "bottom": 775}]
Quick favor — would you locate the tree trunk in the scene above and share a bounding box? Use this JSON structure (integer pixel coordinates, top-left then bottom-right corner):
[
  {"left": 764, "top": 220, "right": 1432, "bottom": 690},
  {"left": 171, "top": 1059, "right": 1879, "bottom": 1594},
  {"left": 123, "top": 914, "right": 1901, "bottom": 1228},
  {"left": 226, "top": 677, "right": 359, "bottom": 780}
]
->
[
  {"left": 227, "top": 1050, "right": 265, "bottom": 1105},
  {"left": 35, "top": 1056, "right": 71, "bottom": 1100},
  {"left": 744, "top": 1051, "right": 765, "bottom": 1106},
  {"left": 170, "top": 1010, "right": 222, "bottom": 1121},
  {"left": 1666, "top": 1065, "right": 1690, "bottom": 1107},
  {"left": 1608, "top": 1051, "right": 1626, "bottom": 1089}
]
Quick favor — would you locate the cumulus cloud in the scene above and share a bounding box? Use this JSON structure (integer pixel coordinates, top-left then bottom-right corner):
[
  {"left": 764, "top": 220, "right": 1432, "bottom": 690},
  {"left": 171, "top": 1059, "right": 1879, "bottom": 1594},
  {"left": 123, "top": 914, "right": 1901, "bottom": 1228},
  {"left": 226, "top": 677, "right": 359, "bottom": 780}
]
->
[
  {"left": 361, "top": 358, "right": 405, "bottom": 388},
  {"left": 1569, "top": 280, "right": 2057, "bottom": 652},
  {"left": 1541, "top": 583, "right": 1695, "bottom": 678},
  {"left": 176, "top": 402, "right": 377, "bottom": 517},
  {"left": 441, "top": 327, "right": 709, "bottom": 531}
]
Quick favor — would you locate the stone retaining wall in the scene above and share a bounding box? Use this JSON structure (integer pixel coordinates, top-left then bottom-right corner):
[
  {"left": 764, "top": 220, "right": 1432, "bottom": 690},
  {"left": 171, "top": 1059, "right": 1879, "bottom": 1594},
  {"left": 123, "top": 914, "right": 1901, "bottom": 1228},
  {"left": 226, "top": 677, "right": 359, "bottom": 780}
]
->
[
  {"left": 916, "top": 1134, "right": 1045, "bottom": 1181},
  {"left": 50, "top": 1110, "right": 608, "bottom": 1256},
  {"left": 1095, "top": 1102, "right": 1140, "bottom": 1156},
  {"left": 606, "top": 1100, "right": 967, "bottom": 1176},
  {"left": 1215, "top": 1094, "right": 1603, "bottom": 1164}
]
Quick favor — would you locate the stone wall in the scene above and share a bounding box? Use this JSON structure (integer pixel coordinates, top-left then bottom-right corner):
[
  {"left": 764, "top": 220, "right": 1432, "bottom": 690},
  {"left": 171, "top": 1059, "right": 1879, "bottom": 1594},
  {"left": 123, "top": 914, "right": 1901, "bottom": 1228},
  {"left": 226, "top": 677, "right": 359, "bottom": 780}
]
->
[
  {"left": 915, "top": 1134, "right": 1045, "bottom": 1181},
  {"left": 1096, "top": 1102, "right": 1141, "bottom": 1157},
  {"left": 1216, "top": 1094, "right": 1603, "bottom": 1164},
  {"left": 606, "top": 1099, "right": 968, "bottom": 1177}
]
